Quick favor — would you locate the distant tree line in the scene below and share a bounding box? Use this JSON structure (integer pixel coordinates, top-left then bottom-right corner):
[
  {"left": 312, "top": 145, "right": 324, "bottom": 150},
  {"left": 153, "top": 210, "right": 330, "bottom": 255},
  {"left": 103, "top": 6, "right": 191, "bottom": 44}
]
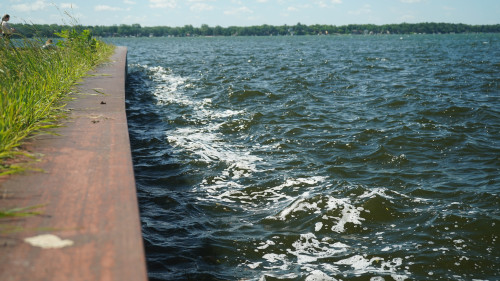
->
[{"left": 11, "top": 22, "right": 500, "bottom": 38}]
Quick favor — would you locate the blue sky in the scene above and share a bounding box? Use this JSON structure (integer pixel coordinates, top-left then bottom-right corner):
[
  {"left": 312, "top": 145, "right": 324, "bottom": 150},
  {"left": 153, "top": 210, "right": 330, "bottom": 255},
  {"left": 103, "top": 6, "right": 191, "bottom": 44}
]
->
[{"left": 2, "top": 0, "right": 499, "bottom": 27}]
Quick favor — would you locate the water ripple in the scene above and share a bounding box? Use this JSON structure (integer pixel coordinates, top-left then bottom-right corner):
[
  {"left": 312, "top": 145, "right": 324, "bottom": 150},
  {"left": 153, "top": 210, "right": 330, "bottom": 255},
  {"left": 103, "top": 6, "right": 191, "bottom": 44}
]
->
[{"left": 116, "top": 34, "right": 500, "bottom": 280}]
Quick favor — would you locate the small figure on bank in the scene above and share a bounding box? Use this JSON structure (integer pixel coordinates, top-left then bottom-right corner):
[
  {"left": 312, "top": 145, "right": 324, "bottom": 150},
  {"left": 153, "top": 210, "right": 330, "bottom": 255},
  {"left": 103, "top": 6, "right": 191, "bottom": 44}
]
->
[
  {"left": 1, "top": 14, "right": 16, "bottom": 41},
  {"left": 42, "top": 39, "right": 56, "bottom": 49}
]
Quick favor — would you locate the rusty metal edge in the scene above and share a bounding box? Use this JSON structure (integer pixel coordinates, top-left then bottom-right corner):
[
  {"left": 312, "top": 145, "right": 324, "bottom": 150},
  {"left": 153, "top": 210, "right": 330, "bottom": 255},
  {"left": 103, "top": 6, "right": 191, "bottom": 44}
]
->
[{"left": 0, "top": 46, "right": 148, "bottom": 281}]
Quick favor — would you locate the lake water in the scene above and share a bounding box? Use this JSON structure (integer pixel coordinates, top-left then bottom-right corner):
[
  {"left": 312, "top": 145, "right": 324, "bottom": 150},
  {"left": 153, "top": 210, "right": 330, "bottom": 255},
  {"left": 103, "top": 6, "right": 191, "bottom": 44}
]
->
[{"left": 106, "top": 34, "right": 499, "bottom": 281}]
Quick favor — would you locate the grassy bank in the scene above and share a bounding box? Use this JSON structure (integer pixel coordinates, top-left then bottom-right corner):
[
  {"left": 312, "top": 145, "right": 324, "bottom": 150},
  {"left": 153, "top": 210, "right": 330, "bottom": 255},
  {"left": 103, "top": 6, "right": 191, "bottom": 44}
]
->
[{"left": 0, "top": 30, "right": 115, "bottom": 176}]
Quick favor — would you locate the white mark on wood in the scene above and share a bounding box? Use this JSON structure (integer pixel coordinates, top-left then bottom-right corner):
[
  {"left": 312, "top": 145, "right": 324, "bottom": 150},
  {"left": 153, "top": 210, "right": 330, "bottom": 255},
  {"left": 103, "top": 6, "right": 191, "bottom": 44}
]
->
[{"left": 24, "top": 234, "right": 74, "bottom": 249}]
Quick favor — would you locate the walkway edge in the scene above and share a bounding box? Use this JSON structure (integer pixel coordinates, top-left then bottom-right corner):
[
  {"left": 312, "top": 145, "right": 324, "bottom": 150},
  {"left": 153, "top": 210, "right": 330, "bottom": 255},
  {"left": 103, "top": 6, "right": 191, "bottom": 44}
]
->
[{"left": 0, "top": 46, "right": 148, "bottom": 281}]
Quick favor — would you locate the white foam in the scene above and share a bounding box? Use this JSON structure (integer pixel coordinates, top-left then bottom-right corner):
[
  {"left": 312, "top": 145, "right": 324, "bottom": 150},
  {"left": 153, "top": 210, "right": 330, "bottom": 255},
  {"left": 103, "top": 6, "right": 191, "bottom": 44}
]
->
[
  {"left": 207, "top": 176, "right": 329, "bottom": 215},
  {"left": 336, "top": 255, "right": 375, "bottom": 270},
  {"left": 247, "top": 262, "right": 261, "bottom": 269},
  {"left": 140, "top": 65, "right": 195, "bottom": 107},
  {"left": 335, "top": 255, "right": 409, "bottom": 279},
  {"left": 305, "top": 270, "right": 338, "bottom": 281},
  {"left": 262, "top": 253, "right": 290, "bottom": 270},
  {"left": 272, "top": 198, "right": 309, "bottom": 220},
  {"left": 287, "top": 233, "right": 349, "bottom": 264},
  {"left": 327, "top": 197, "right": 365, "bottom": 233},
  {"left": 167, "top": 126, "right": 261, "bottom": 174},
  {"left": 257, "top": 240, "right": 276, "bottom": 250},
  {"left": 241, "top": 186, "right": 411, "bottom": 280},
  {"left": 359, "top": 188, "right": 395, "bottom": 199},
  {"left": 315, "top": 222, "right": 323, "bottom": 232},
  {"left": 264, "top": 191, "right": 365, "bottom": 233},
  {"left": 142, "top": 65, "right": 265, "bottom": 197},
  {"left": 252, "top": 231, "right": 410, "bottom": 280}
]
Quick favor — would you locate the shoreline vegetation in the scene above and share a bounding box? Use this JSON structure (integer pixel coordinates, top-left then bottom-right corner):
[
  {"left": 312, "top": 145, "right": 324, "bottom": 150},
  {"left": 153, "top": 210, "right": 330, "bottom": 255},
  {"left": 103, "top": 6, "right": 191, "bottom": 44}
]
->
[
  {"left": 10, "top": 22, "right": 500, "bottom": 38},
  {"left": 0, "top": 29, "right": 114, "bottom": 176}
]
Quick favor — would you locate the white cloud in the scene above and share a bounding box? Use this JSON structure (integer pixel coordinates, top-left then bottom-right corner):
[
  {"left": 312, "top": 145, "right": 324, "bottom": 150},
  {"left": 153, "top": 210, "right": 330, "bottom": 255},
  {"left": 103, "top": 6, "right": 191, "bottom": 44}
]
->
[
  {"left": 124, "top": 0, "right": 136, "bottom": 4},
  {"left": 315, "top": 0, "right": 342, "bottom": 9},
  {"left": 149, "top": 0, "right": 177, "bottom": 9},
  {"left": 95, "top": 5, "right": 122, "bottom": 12},
  {"left": 224, "top": 6, "right": 253, "bottom": 15},
  {"left": 12, "top": 0, "right": 49, "bottom": 12},
  {"left": 348, "top": 4, "right": 372, "bottom": 15},
  {"left": 61, "top": 3, "right": 78, "bottom": 9},
  {"left": 316, "top": 1, "right": 327, "bottom": 8},
  {"left": 257, "top": 0, "right": 269, "bottom": 3},
  {"left": 288, "top": 4, "right": 311, "bottom": 12},
  {"left": 190, "top": 3, "right": 214, "bottom": 12}
]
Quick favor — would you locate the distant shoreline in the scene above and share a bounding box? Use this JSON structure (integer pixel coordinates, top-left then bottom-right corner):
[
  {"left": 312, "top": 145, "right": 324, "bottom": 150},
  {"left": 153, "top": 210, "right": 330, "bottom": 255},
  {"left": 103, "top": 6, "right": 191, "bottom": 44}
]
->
[{"left": 12, "top": 22, "right": 500, "bottom": 38}]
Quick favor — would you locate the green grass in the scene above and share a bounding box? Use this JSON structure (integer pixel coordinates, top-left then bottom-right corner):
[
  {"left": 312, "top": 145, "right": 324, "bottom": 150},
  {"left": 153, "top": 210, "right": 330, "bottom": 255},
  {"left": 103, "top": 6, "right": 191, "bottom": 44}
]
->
[
  {"left": 0, "top": 30, "right": 115, "bottom": 175},
  {"left": 0, "top": 205, "right": 44, "bottom": 219},
  {"left": 0, "top": 205, "right": 45, "bottom": 234}
]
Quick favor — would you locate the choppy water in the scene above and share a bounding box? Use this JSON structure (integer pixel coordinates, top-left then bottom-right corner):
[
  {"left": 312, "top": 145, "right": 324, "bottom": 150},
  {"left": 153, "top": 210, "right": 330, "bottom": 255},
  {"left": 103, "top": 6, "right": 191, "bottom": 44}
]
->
[{"left": 109, "top": 34, "right": 499, "bottom": 281}]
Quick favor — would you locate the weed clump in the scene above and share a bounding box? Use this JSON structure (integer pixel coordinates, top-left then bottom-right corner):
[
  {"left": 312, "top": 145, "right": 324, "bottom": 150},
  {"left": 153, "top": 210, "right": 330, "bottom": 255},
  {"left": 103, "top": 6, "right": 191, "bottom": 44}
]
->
[{"left": 0, "top": 29, "right": 115, "bottom": 175}]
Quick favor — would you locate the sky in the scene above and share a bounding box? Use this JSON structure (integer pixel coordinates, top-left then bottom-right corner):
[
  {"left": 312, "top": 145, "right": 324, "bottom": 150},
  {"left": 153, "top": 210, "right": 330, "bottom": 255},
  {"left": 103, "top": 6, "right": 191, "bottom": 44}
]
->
[{"left": 1, "top": 0, "right": 499, "bottom": 27}]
